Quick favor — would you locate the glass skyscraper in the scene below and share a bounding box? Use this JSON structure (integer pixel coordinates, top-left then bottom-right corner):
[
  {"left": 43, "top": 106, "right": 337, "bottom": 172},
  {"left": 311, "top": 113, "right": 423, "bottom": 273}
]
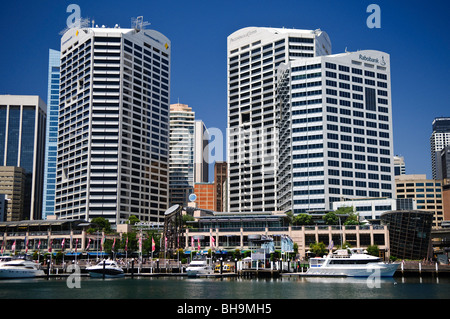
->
[
  {"left": 42, "top": 49, "right": 60, "bottom": 219},
  {"left": 0, "top": 95, "right": 46, "bottom": 220}
]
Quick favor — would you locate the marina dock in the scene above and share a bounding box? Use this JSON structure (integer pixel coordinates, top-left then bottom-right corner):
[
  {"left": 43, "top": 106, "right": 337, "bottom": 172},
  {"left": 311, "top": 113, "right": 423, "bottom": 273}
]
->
[{"left": 37, "top": 261, "right": 450, "bottom": 279}]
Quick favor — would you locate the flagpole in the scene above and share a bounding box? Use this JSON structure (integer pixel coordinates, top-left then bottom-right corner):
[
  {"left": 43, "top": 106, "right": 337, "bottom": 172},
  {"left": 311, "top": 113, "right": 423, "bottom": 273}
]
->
[
  {"left": 140, "top": 229, "right": 142, "bottom": 271},
  {"left": 61, "top": 238, "right": 66, "bottom": 270},
  {"left": 75, "top": 238, "right": 78, "bottom": 265},
  {"left": 37, "top": 239, "right": 41, "bottom": 264}
]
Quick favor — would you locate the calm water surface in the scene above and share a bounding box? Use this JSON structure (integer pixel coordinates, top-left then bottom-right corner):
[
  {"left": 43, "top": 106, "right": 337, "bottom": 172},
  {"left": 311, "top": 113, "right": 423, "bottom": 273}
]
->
[{"left": 0, "top": 275, "right": 448, "bottom": 299}]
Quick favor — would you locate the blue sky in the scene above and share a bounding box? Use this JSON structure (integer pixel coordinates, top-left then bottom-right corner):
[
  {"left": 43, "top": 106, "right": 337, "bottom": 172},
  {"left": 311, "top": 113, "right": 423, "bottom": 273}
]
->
[{"left": 0, "top": 0, "right": 448, "bottom": 179}]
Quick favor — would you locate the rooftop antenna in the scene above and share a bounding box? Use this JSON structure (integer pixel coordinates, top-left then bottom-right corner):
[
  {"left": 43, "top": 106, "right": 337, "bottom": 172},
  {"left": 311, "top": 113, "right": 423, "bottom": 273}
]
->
[
  {"left": 131, "top": 16, "right": 150, "bottom": 31},
  {"left": 59, "top": 17, "right": 90, "bottom": 35}
]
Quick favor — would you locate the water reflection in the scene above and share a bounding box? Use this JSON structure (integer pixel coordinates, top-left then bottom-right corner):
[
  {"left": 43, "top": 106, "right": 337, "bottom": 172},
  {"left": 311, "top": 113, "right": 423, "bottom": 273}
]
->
[{"left": 0, "top": 275, "right": 448, "bottom": 299}]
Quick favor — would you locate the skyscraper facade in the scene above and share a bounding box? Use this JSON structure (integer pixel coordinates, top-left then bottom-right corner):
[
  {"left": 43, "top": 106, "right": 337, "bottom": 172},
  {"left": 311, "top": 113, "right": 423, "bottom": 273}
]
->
[
  {"left": 193, "top": 182, "right": 215, "bottom": 210},
  {"left": 430, "top": 117, "right": 450, "bottom": 179},
  {"left": 0, "top": 166, "right": 26, "bottom": 221},
  {"left": 55, "top": 23, "right": 170, "bottom": 225},
  {"left": 395, "top": 174, "right": 444, "bottom": 228},
  {"left": 441, "top": 146, "right": 450, "bottom": 180},
  {"left": 227, "top": 27, "right": 331, "bottom": 213},
  {"left": 277, "top": 50, "right": 395, "bottom": 214},
  {"left": 169, "top": 103, "right": 209, "bottom": 207},
  {"left": 194, "top": 119, "right": 209, "bottom": 184},
  {"left": 169, "top": 103, "right": 195, "bottom": 206},
  {"left": 0, "top": 95, "right": 46, "bottom": 220},
  {"left": 393, "top": 155, "right": 406, "bottom": 176},
  {"left": 42, "top": 49, "right": 60, "bottom": 219},
  {"left": 214, "top": 161, "right": 227, "bottom": 211}
]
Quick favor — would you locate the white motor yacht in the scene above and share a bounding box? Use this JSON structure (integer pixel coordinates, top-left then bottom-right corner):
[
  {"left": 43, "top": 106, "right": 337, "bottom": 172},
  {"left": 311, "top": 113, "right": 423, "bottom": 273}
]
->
[
  {"left": 0, "top": 258, "right": 45, "bottom": 279},
  {"left": 186, "top": 254, "right": 214, "bottom": 277},
  {"left": 306, "top": 248, "right": 399, "bottom": 277},
  {"left": 86, "top": 259, "right": 124, "bottom": 278},
  {"left": 0, "top": 256, "right": 14, "bottom": 264}
]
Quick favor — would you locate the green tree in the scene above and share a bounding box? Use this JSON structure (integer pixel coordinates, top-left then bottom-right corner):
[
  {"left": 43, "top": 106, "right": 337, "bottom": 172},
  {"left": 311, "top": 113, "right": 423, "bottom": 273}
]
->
[
  {"left": 335, "top": 206, "right": 354, "bottom": 214},
  {"left": 120, "top": 232, "right": 138, "bottom": 253},
  {"left": 285, "top": 210, "right": 294, "bottom": 225},
  {"left": 309, "top": 242, "right": 327, "bottom": 257},
  {"left": 367, "top": 245, "right": 379, "bottom": 257},
  {"left": 343, "top": 213, "right": 359, "bottom": 225},
  {"left": 323, "top": 206, "right": 361, "bottom": 226},
  {"left": 127, "top": 215, "right": 140, "bottom": 225},
  {"left": 89, "top": 217, "right": 112, "bottom": 233},
  {"left": 323, "top": 212, "right": 339, "bottom": 225},
  {"left": 143, "top": 230, "right": 161, "bottom": 254},
  {"left": 182, "top": 214, "right": 195, "bottom": 227},
  {"left": 55, "top": 251, "right": 64, "bottom": 263},
  {"left": 293, "top": 213, "right": 313, "bottom": 225},
  {"left": 293, "top": 242, "right": 299, "bottom": 254}
]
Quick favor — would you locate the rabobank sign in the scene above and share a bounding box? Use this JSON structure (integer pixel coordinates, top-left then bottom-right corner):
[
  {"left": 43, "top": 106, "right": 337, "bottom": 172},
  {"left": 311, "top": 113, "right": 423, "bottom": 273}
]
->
[{"left": 359, "top": 54, "right": 386, "bottom": 66}]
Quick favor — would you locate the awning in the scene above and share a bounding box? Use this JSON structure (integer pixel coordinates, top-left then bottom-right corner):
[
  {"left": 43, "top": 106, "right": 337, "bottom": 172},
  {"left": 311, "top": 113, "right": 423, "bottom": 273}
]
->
[
  {"left": 184, "top": 250, "right": 209, "bottom": 255},
  {"left": 87, "top": 252, "right": 109, "bottom": 256},
  {"left": 65, "top": 252, "right": 82, "bottom": 256},
  {"left": 214, "top": 250, "right": 228, "bottom": 254}
]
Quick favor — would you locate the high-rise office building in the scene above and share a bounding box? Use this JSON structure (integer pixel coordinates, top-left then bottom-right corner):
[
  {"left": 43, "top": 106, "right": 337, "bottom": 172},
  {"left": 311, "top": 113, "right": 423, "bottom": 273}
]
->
[
  {"left": 194, "top": 120, "right": 209, "bottom": 184},
  {"left": 194, "top": 182, "right": 215, "bottom": 210},
  {"left": 277, "top": 50, "right": 395, "bottom": 214},
  {"left": 214, "top": 161, "right": 227, "bottom": 211},
  {"left": 0, "top": 95, "right": 47, "bottom": 220},
  {"left": 441, "top": 146, "right": 450, "bottom": 180},
  {"left": 42, "top": 49, "right": 60, "bottom": 219},
  {"left": 0, "top": 166, "right": 26, "bottom": 221},
  {"left": 393, "top": 155, "right": 405, "bottom": 176},
  {"left": 430, "top": 117, "right": 450, "bottom": 179},
  {"left": 169, "top": 103, "right": 209, "bottom": 207},
  {"left": 227, "top": 27, "right": 331, "bottom": 213},
  {"left": 55, "top": 22, "right": 171, "bottom": 225},
  {"left": 169, "top": 103, "right": 195, "bottom": 206},
  {"left": 395, "top": 174, "right": 444, "bottom": 228}
]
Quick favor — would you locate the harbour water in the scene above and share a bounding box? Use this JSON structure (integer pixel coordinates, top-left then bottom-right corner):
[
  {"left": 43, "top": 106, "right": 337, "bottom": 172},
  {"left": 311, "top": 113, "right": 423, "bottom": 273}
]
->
[{"left": 0, "top": 275, "right": 448, "bottom": 299}]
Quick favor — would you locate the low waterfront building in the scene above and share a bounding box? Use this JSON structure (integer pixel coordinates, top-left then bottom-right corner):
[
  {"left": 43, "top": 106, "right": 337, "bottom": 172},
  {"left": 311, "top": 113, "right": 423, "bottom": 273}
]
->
[
  {"left": 184, "top": 210, "right": 390, "bottom": 259},
  {"left": 0, "top": 218, "right": 90, "bottom": 254}
]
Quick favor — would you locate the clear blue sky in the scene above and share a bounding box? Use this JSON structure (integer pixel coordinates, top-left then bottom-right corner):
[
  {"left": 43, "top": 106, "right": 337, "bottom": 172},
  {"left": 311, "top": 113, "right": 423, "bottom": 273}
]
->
[{"left": 0, "top": 0, "right": 448, "bottom": 179}]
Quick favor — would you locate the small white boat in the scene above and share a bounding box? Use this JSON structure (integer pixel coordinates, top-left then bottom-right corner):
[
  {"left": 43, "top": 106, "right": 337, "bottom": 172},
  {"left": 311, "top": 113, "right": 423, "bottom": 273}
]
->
[
  {"left": 306, "top": 248, "right": 399, "bottom": 277},
  {"left": 0, "top": 258, "right": 45, "bottom": 279},
  {"left": 186, "top": 255, "right": 214, "bottom": 277},
  {"left": 86, "top": 259, "right": 124, "bottom": 278}
]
